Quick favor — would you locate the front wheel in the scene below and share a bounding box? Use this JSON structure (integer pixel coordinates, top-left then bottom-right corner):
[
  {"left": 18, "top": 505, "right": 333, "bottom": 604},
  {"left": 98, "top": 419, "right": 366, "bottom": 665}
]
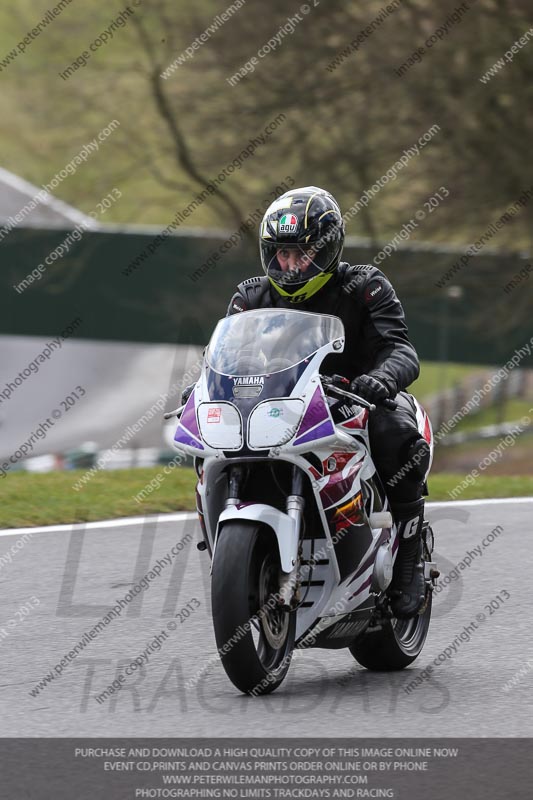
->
[{"left": 211, "top": 521, "right": 296, "bottom": 694}]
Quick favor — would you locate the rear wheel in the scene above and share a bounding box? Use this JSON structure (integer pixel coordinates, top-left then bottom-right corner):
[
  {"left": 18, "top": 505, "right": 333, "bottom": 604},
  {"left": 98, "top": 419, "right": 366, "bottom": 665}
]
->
[
  {"left": 211, "top": 521, "right": 295, "bottom": 694},
  {"left": 349, "top": 594, "right": 432, "bottom": 670},
  {"left": 349, "top": 540, "right": 433, "bottom": 671}
]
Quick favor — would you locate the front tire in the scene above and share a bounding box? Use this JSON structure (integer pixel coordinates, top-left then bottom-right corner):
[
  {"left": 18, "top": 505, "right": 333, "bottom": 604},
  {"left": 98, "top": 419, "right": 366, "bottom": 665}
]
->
[{"left": 211, "top": 521, "right": 295, "bottom": 694}]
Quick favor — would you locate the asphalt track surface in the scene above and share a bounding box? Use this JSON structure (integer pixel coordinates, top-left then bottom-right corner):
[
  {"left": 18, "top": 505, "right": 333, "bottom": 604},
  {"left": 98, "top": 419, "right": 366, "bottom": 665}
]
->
[{"left": 1, "top": 499, "right": 532, "bottom": 737}]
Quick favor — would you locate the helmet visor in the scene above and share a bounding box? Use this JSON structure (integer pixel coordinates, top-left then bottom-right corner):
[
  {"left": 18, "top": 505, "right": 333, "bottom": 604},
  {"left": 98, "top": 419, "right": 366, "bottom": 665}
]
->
[{"left": 261, "top": 242, "right": 332, "bottom": 292}]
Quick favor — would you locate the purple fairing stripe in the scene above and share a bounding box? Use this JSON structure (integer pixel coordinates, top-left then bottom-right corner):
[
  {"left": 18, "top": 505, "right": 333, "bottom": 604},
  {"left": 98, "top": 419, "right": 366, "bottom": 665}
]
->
[
  {"left": 174, "top": 424, "right": 204, "bottom": 450},
  {"left": 296, "top": 385, "right": 328, "bottom": 437},
  {"left": 174, "top": 389, "right": 204, "bottom": 449},
  {"left": 179, "top": 389, "right": 200, "bottom": 439},
  {"left": 293, "top": 419, "right": 335, "bottom": 446},
  {"left": 349, "top": 574, "right": 373, "bottom": 600}
]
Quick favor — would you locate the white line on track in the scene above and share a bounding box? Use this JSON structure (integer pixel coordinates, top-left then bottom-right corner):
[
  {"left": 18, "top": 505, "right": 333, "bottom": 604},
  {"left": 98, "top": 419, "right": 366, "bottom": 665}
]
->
[
  {"left": 1, "top": 497, "right": 532, "bottom": 537},
  {"left": 0, "top": 512, "right": 194, "bottom": 537},
  {"left": 427, "top": 497, "right": 533, "bottom": 508}
]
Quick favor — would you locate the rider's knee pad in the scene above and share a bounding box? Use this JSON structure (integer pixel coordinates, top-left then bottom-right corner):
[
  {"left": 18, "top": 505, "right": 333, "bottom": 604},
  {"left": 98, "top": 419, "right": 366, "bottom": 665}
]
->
[{"left": 403, "top": 437, "right": 431, "bottom": 482}]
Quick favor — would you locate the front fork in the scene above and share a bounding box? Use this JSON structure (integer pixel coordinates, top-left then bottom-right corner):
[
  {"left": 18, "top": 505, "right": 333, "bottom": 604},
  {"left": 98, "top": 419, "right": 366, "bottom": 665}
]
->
[
  {"left": 225, "top": 465, "right": 304, "bottom": 609},
  {"left": 279, "top": 468, "right": 305, "bottom": 609}
]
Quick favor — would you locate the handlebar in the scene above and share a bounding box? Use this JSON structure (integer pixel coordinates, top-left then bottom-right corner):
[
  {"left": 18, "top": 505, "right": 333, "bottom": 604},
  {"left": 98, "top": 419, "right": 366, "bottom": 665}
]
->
[{"left": 320, "top": 375, "right": 398, "bottom": 411}]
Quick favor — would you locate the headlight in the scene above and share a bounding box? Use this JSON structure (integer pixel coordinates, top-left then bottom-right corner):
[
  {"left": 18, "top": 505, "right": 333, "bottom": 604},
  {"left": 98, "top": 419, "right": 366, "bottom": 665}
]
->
[
  {"left": 197, "top": 402, "right": 243, "bottom": 450},
  {"left": 248, "top": 399, "right": 304, "bottom": 450}
]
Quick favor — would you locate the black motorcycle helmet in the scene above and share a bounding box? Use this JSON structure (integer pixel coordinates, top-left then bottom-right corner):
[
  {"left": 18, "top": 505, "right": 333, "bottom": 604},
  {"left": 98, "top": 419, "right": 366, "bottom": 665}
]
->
[{"left": 260, "top": 186, "right": 345, "bottom": 303}]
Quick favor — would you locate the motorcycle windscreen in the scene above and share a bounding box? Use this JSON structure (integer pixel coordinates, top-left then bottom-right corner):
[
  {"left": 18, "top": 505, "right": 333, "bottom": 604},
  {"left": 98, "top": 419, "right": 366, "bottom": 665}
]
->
[{"left": 206, "top": 309, "right": 344, "bottom": 377}]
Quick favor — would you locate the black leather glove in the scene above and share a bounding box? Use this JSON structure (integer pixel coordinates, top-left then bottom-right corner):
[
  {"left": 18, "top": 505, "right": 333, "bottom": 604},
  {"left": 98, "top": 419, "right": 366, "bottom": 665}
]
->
[
  {"left": 350, "top": 373, "right": 396, "bottom": 403},
  {"left": 180, "top": 383, "right": 195, "bottom": 406}
]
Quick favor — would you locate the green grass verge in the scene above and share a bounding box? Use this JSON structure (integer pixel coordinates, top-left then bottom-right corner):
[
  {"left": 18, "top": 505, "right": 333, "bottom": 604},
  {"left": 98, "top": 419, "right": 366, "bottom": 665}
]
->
[
  {"left": 1, "top": 467, "right": 198, "bottom": 529},
  {"left": 427, "top": 473, "right": 533, "bottom": 500},
  {"left": 2, "top": 468, "right": 533, "bottom": 529}
]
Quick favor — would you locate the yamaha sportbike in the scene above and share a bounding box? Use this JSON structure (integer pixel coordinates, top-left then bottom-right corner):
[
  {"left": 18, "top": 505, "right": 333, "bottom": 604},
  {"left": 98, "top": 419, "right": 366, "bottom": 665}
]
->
[{"left": 168, "top": 309, "right": 436, "bottom": 694}]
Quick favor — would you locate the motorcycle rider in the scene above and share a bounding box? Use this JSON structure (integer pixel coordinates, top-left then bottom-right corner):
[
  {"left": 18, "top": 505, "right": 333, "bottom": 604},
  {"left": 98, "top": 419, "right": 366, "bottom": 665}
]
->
[{"left": 183, "top": 187, "right": 431, "bottom": 618}]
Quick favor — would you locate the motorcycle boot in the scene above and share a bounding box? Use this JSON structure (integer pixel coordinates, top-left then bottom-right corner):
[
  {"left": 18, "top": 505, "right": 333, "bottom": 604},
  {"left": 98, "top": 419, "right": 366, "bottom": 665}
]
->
[{"left": 389, "top": 497, "right": 426, "bottom": 619}]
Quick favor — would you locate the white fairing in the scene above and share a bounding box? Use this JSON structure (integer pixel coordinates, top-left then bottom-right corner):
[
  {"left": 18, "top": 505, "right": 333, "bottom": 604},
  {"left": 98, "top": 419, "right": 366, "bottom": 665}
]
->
[{"left": 216, "top": 504, "right": 299, "bottom": 573}]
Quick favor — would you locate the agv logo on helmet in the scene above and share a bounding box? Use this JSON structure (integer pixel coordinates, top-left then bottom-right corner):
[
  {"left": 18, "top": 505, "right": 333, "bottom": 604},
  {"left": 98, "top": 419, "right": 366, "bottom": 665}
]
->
[{"left": 279, "top": 213, "right": 298, "bottom": 234}]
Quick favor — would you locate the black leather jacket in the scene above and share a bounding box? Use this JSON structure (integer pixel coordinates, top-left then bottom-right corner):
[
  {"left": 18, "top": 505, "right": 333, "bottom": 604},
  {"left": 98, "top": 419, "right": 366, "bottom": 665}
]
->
[{"left": 226, "top": 263, "right": 420, "bottom": 395}]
